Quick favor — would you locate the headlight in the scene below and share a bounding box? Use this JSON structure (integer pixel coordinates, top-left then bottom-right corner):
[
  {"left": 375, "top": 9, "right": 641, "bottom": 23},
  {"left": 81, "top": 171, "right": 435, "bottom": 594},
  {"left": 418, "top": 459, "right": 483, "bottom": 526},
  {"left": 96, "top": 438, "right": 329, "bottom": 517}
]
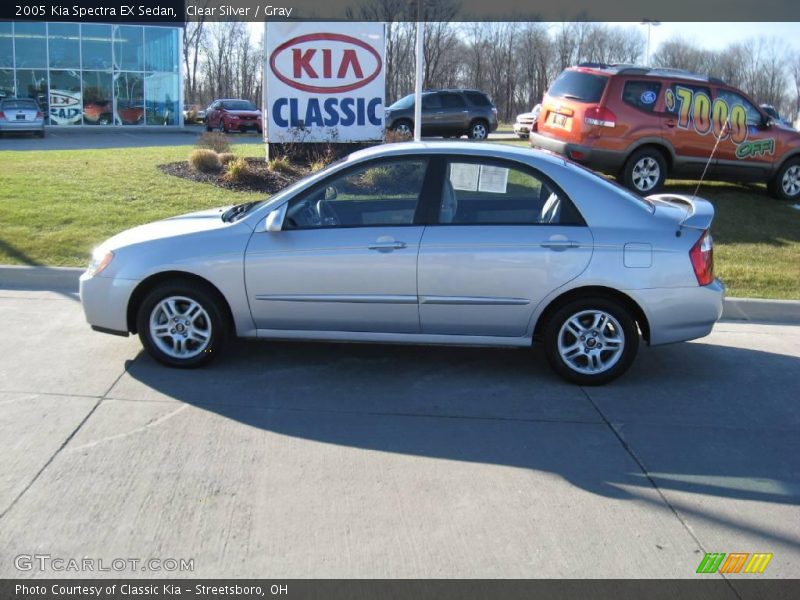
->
[{"left": 86, "top": 249, "right": 114, "bottom": 277}]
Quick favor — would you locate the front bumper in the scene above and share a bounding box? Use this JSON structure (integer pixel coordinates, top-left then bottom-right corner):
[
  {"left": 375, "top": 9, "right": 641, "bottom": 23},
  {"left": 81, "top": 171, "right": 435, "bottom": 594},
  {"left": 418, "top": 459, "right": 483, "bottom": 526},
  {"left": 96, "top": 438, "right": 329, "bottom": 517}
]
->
[
  {"left": 79, "top": 272, "right": 140, "bottom": 335},
  {"left": 513, "top": 123, "right": 531, "bottom": 136},
  {"left": 529, "top": 132, "right": 626, "bottom": 174}
]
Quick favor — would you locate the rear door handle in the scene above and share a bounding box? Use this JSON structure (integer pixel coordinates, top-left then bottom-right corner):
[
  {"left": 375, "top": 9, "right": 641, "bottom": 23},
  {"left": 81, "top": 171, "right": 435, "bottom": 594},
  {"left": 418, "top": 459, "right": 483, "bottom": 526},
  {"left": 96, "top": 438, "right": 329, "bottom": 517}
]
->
[
  {"left": 664, "top": 119, "right": 677, "bottom": 128},
  {"left": 541, "top": 240, "right": 579, "bottom": 250}
]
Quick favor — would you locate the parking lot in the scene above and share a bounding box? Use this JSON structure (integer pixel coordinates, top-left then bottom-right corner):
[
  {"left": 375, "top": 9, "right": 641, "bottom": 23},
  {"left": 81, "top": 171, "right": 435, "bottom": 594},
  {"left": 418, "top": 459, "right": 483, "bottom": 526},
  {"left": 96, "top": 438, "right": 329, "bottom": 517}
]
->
[{"left": 0, "top": 285, "right": 798, "bottom": 583}]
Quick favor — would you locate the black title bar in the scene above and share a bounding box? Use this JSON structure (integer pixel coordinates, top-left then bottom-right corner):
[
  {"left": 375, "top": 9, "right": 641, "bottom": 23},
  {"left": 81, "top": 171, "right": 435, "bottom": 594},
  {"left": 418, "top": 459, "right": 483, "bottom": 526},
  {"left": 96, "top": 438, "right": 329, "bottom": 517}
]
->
[{"left": 3, "top": 0, "right": 800, "bottom": 22}]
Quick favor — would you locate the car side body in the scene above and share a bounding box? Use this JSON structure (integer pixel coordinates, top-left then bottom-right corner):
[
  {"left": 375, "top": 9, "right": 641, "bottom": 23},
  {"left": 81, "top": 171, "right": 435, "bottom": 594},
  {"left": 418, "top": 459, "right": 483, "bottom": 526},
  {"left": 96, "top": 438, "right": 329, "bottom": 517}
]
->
[
  {"left": 205, "top": 99, "right": 263, "bottom": 133},
  {"left": 80, "top": 142, "right": 723, "bottom": 384},
  {"left": 385, "top": 90, "right": 499, "bottom": 140}
]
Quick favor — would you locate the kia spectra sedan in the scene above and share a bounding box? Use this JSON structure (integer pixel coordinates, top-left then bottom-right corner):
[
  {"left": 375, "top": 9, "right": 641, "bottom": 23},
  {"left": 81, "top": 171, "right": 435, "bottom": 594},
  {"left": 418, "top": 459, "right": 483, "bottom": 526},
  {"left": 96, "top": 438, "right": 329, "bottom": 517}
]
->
[{"left": 80, "top": 142, "right": 724, "bottom": 385}]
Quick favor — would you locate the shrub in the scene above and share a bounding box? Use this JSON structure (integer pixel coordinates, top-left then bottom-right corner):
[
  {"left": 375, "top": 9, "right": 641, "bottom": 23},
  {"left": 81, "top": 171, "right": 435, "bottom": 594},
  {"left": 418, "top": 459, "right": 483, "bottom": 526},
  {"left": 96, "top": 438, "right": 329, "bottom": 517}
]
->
[
  {"left": 268, "top": 154, "right": 294, "bottom": 174},
  {"left": 223, "top": 157, "right": 251, "bottom": 183},
  {"left": 360, "top": 166, "right": 395, "bottom": 189},
  {"left": 197, "top": 131, "right": 231, "bottom": 153},
  {"left": 384, "top": 128, "right": 412, "bottom": 143},
  {"left": 218, "top": 152, "right": 237, "bottom": 166},
  {"left": 189, "top": 148, "right": 221, "bottom": 173}
]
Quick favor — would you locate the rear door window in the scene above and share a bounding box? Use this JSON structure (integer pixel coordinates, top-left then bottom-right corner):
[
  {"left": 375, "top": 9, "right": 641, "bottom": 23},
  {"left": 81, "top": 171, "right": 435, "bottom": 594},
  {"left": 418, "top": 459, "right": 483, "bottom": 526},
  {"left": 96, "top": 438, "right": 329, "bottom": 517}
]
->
[
  {"left": 622, "top": 81, "right": 661, "bottom": 112},
  {"left": 422, "top": 94, "right": 442, "bottom": 110},
  {"left": 441, "top": 93, "right": 466, "bottom": 109},
  {"left": 548, "top": 71, "right": 608, "bottom": 103}
]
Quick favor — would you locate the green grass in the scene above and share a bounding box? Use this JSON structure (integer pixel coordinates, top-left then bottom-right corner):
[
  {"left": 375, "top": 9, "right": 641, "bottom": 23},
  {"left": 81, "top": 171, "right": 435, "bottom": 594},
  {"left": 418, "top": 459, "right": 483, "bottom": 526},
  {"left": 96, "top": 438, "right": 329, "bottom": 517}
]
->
[
  {"left": 1, "top": 143, "right": 798, "bottom": 299},
  {"left": 0, "top": 144, "right": 264, "bottom": 267}
]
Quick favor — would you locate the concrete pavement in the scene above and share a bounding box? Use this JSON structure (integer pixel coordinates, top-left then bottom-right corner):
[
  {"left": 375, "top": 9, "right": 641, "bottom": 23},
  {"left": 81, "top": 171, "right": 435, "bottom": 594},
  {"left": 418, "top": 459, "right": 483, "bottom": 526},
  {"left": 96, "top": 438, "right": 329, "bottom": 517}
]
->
[{"left": 0, "top": 289, "right": 798, "bottom": 583}]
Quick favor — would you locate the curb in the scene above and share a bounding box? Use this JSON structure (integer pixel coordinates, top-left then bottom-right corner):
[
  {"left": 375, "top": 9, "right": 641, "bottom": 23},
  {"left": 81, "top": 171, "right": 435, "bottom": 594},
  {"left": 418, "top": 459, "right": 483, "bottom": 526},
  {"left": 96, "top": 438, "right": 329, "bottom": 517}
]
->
[{"left": 1, "top": 265, "right": 799, "bottom": 325}]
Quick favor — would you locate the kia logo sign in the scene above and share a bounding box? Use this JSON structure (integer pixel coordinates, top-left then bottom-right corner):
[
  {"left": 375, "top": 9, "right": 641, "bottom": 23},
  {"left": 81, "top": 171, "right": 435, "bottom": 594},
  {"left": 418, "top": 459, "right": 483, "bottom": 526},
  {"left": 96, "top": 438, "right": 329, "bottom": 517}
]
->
[{"left": 269, "top": 33, "right": 382, "bottom": 94}]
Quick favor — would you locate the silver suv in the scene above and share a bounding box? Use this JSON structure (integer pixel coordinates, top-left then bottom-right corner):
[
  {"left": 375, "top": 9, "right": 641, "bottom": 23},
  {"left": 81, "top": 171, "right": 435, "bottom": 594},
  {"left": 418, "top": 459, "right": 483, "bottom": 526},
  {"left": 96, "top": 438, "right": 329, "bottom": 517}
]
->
[{"left": 385, "top": 89, "right": 499, "bottom": 140}]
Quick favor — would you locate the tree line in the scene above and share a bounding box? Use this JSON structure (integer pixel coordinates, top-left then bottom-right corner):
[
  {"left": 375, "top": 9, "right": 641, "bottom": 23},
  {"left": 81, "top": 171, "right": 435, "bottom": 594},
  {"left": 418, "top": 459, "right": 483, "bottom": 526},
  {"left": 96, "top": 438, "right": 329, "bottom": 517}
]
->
[{"left": 183, "top": 15, "right": 800, "bottom": 124}]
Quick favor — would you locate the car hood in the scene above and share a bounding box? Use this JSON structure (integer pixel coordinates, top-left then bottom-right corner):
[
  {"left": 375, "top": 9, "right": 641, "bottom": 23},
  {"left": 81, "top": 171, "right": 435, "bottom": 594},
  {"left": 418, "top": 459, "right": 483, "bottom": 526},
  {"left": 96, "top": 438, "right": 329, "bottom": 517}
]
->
[
  {"left": 516, "top": 112, "right": 535, "bottom": 121},
  {"left": 99, "top": 207, "right": 232, "bottom": 252}
]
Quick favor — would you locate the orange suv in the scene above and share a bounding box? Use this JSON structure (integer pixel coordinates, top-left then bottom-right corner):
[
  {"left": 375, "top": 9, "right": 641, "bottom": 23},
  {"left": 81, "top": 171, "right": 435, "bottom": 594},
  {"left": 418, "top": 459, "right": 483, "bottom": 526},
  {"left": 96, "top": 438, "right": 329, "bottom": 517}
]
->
[{"left": 530, "top": 63, "right": 800, "bottom": 200}]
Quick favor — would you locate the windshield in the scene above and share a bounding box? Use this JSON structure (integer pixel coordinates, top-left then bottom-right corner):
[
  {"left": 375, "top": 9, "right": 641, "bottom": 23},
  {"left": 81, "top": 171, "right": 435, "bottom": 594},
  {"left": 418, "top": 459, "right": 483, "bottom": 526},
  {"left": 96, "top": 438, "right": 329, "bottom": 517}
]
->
[
  {"left": 225, "top": 157, "right": 349, "bottom": 222},
  {"left": 566, "top": 160, "right": 655, "bottom": 212},
  {"left": 222, "top": 100, "right": 257, "bottom": 111},
  {"left": 389, "top": 94, "right": 414, "bottom": 110}
]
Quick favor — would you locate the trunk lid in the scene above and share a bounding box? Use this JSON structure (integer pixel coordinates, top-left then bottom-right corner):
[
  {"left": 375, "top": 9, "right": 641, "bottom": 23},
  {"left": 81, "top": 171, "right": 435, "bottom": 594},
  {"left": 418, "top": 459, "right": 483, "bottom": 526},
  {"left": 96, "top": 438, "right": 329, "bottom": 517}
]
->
[{"left": 646, "top": 193, "right": 715, "bottom": 231}]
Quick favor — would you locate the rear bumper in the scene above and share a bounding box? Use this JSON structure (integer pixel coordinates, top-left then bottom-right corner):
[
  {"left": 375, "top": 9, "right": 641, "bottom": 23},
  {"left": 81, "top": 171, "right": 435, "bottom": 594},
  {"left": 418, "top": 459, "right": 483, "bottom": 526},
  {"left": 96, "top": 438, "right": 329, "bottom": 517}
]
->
[
  {"left": 0, "top": 121, "right": 45, "bottom": 132},
  {"left": 629, "top": 279, "right": 725, "bottom": 346},
  {"left": 80, "top": 272, "right": 139, "bottom": 334},
  {"left": 529, "top": 132, "right": 627, "bottom": 174}
]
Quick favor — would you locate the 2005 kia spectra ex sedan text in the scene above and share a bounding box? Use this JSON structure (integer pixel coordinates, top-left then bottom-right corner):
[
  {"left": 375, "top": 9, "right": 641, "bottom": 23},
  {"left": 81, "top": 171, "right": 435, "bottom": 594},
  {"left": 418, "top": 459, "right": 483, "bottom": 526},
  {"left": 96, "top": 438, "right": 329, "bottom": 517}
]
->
[{"left": 80, "top": 142, "right": 724, "bottom": 385}]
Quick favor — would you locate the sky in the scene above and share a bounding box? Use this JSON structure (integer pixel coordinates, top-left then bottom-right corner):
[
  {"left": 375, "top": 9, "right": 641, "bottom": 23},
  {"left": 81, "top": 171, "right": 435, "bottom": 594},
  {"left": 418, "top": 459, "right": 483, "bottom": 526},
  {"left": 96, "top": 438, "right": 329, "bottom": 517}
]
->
[{"left": 251, "top": 21, "right": 800, "bottom": 55}]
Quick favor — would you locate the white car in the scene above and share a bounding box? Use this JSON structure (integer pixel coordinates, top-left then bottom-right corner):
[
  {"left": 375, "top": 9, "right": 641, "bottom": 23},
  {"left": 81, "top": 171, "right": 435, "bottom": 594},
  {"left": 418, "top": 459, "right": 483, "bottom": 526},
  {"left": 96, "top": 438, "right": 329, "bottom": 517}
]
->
[{"left": 514, "top": 104, "right": 541, "bottom": 139}]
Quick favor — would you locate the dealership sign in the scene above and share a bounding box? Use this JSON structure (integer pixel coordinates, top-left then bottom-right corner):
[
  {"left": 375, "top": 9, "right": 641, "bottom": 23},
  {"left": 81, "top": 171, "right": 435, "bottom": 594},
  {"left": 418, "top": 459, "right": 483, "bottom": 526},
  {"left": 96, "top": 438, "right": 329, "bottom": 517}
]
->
[
  {"left": 266, "top": 23, "right": 385, "bottom": 142},
  {"left": 50, "top": 90, "right": 82, "bottom": 125}
]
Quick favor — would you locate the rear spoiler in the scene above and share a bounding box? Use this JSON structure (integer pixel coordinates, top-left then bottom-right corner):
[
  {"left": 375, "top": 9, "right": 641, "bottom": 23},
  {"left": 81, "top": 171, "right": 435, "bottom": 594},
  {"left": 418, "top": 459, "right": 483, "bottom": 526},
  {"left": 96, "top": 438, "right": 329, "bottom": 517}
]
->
[{"left": 646, "top": 193, "right": 715, "bottom": 231}]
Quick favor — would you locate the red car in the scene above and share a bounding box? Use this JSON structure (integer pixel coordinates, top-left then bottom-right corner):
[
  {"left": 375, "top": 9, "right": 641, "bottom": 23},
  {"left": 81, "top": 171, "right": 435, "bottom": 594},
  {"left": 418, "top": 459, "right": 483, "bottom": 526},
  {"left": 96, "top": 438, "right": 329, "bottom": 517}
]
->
[{"left": 205, "top": 99, "right": 263, "bottom": 133}]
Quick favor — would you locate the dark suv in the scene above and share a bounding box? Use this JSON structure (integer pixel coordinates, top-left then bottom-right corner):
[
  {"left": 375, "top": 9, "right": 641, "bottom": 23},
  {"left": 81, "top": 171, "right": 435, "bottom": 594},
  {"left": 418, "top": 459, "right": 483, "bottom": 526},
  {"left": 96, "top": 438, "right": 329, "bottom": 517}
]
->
[{"left": 385, "top": 89, "right": 498, "bottom": 140}]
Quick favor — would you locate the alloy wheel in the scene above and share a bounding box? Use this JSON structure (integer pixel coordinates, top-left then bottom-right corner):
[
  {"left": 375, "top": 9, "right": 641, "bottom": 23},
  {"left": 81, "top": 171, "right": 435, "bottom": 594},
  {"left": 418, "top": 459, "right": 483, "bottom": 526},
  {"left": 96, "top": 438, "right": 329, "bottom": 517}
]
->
[
  {"left": 781, "top": 165, "right": 800, "bottom": 197},
  {"left": 557, "top": 309, "right": 625, "bottom": 375},
  {"left": 631, "top": 157, "right": 660, "bottom": 192},
  {"left": 149, "top": 296, "right": 212, "bottom": 360}
]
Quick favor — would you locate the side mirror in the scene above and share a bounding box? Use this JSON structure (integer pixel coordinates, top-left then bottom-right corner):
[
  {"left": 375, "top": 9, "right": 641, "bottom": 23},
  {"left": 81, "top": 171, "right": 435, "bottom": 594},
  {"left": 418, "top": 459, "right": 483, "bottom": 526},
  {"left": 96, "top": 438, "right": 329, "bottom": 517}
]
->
[
  {"left": 265, "top": 205, "right": 287, "bottom": 232},
  {"left": 763, "top": 115, "right": 774, "bottom": 129}
]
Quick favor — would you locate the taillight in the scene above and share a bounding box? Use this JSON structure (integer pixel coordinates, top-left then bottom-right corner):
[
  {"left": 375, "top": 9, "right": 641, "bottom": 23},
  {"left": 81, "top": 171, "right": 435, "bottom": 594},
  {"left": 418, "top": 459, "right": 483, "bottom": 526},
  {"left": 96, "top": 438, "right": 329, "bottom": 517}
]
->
[
  {"left": 689, "top": 230, "right": 714, "bottom": 286},
  {"left": 0, "top": 111, "right": 5, "bottom": 121},
  {"left": 584, "top": 106, "right": 616, "bottom": 128},
  {"left": 36, "top": 111, "right": 44, "bottom": 119}
]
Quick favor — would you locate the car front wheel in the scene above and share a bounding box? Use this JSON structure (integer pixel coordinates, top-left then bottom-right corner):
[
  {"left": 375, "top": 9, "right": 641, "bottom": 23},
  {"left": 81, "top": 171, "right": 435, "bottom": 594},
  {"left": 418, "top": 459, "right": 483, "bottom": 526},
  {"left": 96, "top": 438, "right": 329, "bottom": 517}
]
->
[
  {"left": 543, "top": 297, "right": 639, "bottom": 385},
  {"left": 136, "top": 280, "right": 228, "bottom": 368},
  {"left": 768, "top": 158, "right": 800, "bottom": 201}
]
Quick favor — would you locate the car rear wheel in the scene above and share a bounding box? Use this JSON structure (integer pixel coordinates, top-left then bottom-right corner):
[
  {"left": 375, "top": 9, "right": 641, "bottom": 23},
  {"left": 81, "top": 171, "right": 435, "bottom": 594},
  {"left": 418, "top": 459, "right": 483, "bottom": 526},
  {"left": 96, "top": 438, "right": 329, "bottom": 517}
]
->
[
  {"left": 621, "top": 148, "right": 667, "bottom": 194},
  {"left": 768, "top": 158, "right": 800, "bottom": 201},
  {"left": 136, "top": 280, "right": 228, "bottom": 368},
  {"left": 468, "top": 120, "right": 489, "bottom": 140},
  {"left": 543, "top": 297, "right": 639, "bottom": 385}
]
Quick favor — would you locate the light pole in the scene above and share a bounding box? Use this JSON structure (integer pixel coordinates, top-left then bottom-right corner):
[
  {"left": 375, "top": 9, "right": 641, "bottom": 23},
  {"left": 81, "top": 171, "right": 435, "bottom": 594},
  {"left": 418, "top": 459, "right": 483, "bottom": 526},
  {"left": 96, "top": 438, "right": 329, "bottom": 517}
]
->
[{"left": 641, "top": 19, "right": 661, "bottom": 67}]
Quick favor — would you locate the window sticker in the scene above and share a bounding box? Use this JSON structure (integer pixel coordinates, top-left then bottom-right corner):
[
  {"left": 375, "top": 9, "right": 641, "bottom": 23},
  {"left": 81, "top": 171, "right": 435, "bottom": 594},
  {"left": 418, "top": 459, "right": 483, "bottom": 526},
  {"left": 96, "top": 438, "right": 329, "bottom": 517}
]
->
[
  {"left": 449, "top": 162, "right": 480, "bottom": 191},
  {"left": 640, "top": 90, "right": 656, "bottom": 105},
  {"left": 478, "top": 165, "right": 509, "bottom": 194}
]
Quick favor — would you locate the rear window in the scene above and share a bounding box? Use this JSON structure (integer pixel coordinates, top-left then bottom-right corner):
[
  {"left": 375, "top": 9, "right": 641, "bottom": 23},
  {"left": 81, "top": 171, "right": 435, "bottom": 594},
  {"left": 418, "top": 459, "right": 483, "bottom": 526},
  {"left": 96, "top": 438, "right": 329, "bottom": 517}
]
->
[
  {"left": 548, "top": 71, "right": 608, "bottom": 103},
  {"left": 2, "top": 100, "right": 38, "bottom": 110},
  {"left": 465, "top": 92, "right": 492, "bottom": 107},
  {"left": 622, "top": 81, "right": 662, "bottom": 112}
]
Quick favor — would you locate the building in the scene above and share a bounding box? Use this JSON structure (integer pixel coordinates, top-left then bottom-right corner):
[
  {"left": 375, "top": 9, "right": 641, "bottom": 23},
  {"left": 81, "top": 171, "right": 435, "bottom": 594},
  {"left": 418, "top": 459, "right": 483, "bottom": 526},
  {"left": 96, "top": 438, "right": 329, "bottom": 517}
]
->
[{"left": 0, "top": 21, "right": 183, "bottom": 127}]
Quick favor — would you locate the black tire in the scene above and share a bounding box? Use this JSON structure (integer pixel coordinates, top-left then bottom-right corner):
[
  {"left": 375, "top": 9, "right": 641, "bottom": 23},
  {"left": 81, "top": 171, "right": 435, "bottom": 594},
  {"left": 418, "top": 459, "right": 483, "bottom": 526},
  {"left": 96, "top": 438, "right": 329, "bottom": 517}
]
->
[
  {"left": 767, "top": 158, "right": 800, "bottom": 201},
  {"left": 36, "top": 130, "right": 45, "bottom": 138},
  {"left": 542, "top": 296, "right": 639, "bottom": 386},
  {"left": 205, "top": 119, "right": 212, "bottom": 132},
  {"left": 620, "top": 147, "right": 667, "bottom": 194},
  {"left": 518, "top": 134, "right": 528, "bottom": 140},
  {"left": 136, "top": 280, "right": 229, "bottom": 368},
  {"left": 468, "top": 119, "right": 489, "bottom": 140},
  {"left": 391, "top": 119, "right": 413, "bottom": 137}
]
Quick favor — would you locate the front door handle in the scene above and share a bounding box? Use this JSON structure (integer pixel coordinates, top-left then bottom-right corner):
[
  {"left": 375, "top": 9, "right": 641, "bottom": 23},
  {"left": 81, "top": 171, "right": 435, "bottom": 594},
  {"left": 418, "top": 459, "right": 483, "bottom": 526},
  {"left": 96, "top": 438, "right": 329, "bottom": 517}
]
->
[
  {"left": 369, "top": 241, "right": 407, "bottom": 251},
  {"left": 540, "top": 240, "right": 579, "bottom": 250}
]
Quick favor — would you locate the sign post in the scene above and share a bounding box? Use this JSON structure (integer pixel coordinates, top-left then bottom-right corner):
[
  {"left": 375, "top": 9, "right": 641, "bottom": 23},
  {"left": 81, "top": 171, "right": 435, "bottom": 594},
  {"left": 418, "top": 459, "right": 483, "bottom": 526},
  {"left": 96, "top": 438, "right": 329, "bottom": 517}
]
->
[{"left": 414, "top": 21, "right": 423, "bottom": 142}]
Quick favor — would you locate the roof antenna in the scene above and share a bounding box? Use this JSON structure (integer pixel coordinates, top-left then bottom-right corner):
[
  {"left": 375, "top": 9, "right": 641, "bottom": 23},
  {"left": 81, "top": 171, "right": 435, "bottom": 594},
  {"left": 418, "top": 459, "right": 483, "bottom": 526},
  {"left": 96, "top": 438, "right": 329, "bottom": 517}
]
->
[{"left": 692, "top": 120, "right": 729, "bottom": 202}]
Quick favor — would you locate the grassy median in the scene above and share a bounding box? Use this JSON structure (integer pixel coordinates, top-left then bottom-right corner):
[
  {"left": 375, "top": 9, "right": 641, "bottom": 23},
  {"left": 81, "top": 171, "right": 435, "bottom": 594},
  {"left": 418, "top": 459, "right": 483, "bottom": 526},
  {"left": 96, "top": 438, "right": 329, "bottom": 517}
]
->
[{"left": 1, "top": 143, "right": 798, "bottom": 299}]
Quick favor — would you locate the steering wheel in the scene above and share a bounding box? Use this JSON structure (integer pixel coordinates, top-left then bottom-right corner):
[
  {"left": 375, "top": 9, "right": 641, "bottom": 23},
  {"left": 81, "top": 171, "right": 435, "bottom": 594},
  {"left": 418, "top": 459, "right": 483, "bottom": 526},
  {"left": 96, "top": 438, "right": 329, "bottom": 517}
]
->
[{"left": 315, "top": 198, "right": 339, "bottom": 226}]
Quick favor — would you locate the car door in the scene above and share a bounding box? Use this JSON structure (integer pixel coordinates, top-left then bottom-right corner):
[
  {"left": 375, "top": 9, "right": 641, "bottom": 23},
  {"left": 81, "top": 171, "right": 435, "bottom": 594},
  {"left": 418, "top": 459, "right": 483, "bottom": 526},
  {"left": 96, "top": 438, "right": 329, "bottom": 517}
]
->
[
  {"left": 417, "top": 156, "right": 593, "bottom": 337},
  {"left": 660, "top": 82, "right": 715, "bottom": 179},
  {"left": 439, "top": 92, "right": 470, "bottom": 135},
  {"left": 207, "top": 101, "right": 220, "bottom": 127},
  {"left": 421, "top": 93, "right": 443, "bottom": 136},
  {"left": 713, "top": 88, "right": 775, "bottom": 181},
  {"left": 244, "top": 156, "right": 432, "bottom": 334}
]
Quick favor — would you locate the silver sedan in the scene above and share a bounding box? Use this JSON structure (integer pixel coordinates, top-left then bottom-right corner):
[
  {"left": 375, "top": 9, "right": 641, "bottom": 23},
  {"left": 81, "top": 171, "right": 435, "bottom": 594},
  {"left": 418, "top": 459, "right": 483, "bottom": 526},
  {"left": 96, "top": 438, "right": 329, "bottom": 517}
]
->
[
  {"left": 80, "top": 142, "right": 724, "bottom": 384},
  {"left": 0, "top": 98, "right": 45, "bottom": 137}
]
